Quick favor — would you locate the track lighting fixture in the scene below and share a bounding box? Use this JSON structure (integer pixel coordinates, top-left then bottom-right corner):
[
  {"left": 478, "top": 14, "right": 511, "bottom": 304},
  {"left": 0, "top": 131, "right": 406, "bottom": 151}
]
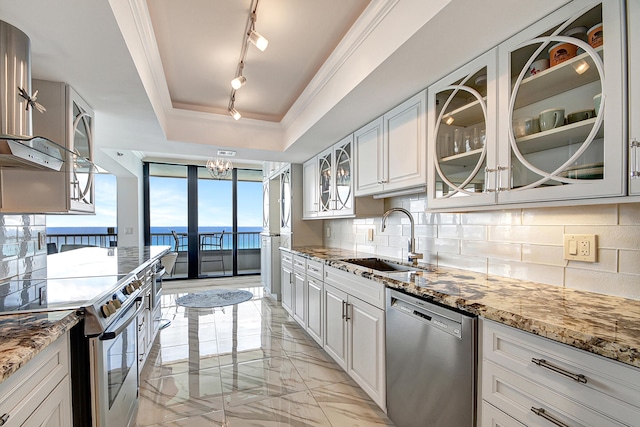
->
[
  {"left": 229, "top": 107, "right": 241, "bottom": 120},
  {"left": 231, "top": 75, "right": 246, "bottom": 90},
  {"left": 226, "top": 0, "right": 268, "bottom": 120},
  {"left": 248, "top": 30, "right": 268, "bottom": 51}
]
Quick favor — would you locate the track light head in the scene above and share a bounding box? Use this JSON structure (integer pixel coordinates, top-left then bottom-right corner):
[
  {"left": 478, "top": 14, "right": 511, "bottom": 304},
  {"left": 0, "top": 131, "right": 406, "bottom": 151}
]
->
[
  {"left": 231, "top": 75, "right": 247, "bottom": 90},
  {"left": 248, "top": 30, "right": 268, "bottom": 51},
  {"left": 229, "top": 107, "right": 242, "bottom": 120}
]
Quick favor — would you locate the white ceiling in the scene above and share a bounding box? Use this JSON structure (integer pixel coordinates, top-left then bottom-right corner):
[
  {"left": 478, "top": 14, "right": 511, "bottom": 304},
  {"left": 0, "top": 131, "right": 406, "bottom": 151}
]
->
[{"left": 0, "top": 0, "right": 569, "bottom": 175}]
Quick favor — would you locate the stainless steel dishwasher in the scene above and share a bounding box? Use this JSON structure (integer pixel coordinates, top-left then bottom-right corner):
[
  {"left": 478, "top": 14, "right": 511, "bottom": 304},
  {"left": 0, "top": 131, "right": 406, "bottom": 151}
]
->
[{"left": 386, "top": 288, "right": 477, "bottom": 427}]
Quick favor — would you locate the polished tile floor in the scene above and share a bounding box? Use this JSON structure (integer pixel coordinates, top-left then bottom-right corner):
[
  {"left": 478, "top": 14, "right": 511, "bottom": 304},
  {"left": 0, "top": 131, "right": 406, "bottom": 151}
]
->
[{"left": 134, "top": 276, "right": 394, "bottom": 426}]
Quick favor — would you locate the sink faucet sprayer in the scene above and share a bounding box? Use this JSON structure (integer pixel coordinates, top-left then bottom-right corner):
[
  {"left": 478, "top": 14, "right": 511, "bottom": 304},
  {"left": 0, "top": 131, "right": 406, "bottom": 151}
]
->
[{"left": 380, "top": 207, "right": 423, "bottom": 266}]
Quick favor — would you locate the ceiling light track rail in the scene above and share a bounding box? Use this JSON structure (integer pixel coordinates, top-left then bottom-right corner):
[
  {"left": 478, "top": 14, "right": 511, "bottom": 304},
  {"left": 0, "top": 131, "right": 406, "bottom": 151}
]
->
[{"left": 227, "top": 0, "right": 268, "bottom": 121}]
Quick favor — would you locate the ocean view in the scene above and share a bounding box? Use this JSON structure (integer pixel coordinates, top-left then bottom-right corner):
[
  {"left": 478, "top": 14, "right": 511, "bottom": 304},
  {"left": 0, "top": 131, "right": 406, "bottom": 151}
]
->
[{"left": 46, "top": 226, "right": 263, "bottom": 250}]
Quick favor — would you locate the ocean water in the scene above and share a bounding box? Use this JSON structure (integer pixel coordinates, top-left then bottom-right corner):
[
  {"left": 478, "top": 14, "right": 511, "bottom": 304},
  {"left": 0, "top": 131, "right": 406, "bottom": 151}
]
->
[{"left": 46, "top": 226, "right": 263, "bottom": 250}]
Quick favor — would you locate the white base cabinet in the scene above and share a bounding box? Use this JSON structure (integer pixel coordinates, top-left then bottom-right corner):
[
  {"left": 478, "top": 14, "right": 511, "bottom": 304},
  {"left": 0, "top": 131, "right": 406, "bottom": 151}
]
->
[
  {"left": 280, "top": 250, "right": 294, "bottom": 315},
  {"left": 324, "top": 266, "right": 386, "bottom": 411},
  {"left": 0, "top": 332, "right": 72, "bottom": 427},
  {"left": 480, "top": 319, "right": 640, "bottom": 426}
]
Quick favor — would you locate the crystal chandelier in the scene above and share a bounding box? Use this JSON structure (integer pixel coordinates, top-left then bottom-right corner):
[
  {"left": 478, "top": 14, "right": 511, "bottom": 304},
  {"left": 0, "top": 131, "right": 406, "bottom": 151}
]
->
[{"left": 206, "top": 157, "right": 233, "bottom": 178}]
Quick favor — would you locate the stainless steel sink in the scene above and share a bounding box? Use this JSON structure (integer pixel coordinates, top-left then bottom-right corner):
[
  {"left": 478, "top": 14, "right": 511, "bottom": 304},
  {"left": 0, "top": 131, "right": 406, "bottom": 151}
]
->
[{"left": 341, "top": 258, "right": 418, "bottom": 272}]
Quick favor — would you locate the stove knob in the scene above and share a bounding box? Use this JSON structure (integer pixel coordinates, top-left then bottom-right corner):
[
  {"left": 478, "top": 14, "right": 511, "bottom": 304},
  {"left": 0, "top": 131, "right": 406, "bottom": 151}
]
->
[
  {"left": 101, "top": 304, "right": 111, "bottom": 318},
  {"left": 112, "top": 299, "right": 122, "bottom": 309},
  {"left": 108, "top": 301, "right": 117, "bottom": 315}
]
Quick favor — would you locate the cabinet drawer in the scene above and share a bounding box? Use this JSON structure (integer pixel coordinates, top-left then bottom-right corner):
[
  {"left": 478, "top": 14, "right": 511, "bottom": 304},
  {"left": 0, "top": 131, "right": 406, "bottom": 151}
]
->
[
  {"left": 483, "top": 360, "right": 625, "bottom": 426},
  {"left": 481, "top": 401, "right": 525, "bottom": 427},
  {"left": 281, "top": 250, "right": 293, "bottom": 268},
  {"left": 0, "top": 333, "right": 70, "bottom": 426},
  {"left": 482, "top": 319, "right": 640, "bottom": 425},
  {"left": 324, "top": 265, "right": 385, "bottom": 309},
  {"left": 293, "top": 255, "right": 306, "bottom": 273},
  {"left": 306, "top": 259, "right": 324, "bottom": 280}
]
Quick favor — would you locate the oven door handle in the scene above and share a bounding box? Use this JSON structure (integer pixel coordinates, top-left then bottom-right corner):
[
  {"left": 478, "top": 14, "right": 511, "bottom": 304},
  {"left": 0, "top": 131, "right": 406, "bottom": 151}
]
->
[{"left": 100, "top": 297, "right": 144, "bottom": 341}]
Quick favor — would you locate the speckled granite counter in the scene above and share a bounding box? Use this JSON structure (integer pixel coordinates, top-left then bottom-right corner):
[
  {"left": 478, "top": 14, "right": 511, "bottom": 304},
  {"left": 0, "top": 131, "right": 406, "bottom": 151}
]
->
[
  {"left": 0, "top": 311, "right": 80, "bottom": 384},
  {"left": 0, "top": 245, "right": 170, "bottom": 385},
  {"left": 285, "top": 246, "right": 640, "bottom": 369}
]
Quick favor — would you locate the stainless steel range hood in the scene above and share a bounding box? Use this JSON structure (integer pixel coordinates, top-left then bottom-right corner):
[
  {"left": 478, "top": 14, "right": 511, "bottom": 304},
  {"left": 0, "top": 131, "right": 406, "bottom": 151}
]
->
[{"left": 0, "top": 20, "right": 65, "bottom": 171}]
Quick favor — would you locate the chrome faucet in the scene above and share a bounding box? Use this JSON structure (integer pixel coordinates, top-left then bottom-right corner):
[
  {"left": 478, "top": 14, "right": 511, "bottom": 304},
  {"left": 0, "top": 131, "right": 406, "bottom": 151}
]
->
[{"left": 380, "top": 207, "right": 423, "bottom": 266}]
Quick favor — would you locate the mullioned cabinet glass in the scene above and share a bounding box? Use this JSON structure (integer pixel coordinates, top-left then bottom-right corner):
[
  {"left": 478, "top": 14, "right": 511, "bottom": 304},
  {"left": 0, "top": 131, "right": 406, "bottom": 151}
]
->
[
  {"left": 427, "top": 49, "right": 498, "bottom": 209},
  {"left": 317, "top": 135, "right": 354, "bottom": 217},
  {"left": 496, "top": 0, "right": 625, "bottom": 204}
]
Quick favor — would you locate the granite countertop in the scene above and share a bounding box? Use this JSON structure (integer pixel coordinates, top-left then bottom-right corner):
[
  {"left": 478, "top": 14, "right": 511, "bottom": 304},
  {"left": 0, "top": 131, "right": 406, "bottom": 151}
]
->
[
  {"left": 0, "top": 311, "right": 80, "bottom": 384},
  {"left": 285, "top": 246, "right": 640, "bottom": 369},
  {"left": 0, "top": 245, "right": 170, "bottom": 385}
]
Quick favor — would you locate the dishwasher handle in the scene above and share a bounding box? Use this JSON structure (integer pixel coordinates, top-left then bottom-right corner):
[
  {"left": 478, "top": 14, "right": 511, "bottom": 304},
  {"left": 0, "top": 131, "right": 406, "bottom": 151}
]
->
[{"left": 390, "top": 297, "right": 463, "bottom": 339}]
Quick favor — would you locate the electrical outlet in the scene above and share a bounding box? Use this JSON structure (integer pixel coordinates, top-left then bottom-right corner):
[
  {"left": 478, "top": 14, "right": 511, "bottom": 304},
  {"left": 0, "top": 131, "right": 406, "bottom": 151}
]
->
[
  {"left": 326, "top": 226, "right": 331, "bottom": 238},
  {"left": 367, "top": 228, "right": 374, "bottom": 241},
  {"left": 563, "top": 234, "right": 597, "bottom": 262}
]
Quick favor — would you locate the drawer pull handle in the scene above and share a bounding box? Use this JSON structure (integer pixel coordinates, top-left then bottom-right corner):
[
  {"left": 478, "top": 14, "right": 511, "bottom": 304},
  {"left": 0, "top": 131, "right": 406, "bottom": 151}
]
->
[
  {"left": 0, "top": 414, "right": 9, "bottom": 426},
  {"left": 531, "top": 407, "right": 570, "bottom": 427},
  {"left": 341, "top": 301, "right": 346, "bottom": 320},
  {"left": 531, "top": 358, "right": 587, "bottom": 384}
]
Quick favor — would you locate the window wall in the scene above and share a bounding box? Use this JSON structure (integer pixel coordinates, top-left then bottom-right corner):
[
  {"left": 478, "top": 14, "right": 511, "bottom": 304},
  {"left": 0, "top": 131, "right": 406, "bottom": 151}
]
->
[{"left": 145, "top": 163, "right": 262, "bottom": 279}]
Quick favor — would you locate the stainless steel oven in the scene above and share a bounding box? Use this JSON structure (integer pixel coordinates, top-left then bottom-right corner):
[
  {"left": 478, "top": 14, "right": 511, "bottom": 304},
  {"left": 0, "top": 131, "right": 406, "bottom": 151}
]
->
[{"left": 89, "top": 298, "right": 143, "bottom": 427}]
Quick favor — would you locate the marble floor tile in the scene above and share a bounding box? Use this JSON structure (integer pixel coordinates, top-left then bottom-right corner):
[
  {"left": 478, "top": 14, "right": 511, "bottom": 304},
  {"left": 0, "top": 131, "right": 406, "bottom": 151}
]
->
[
  {"left": 136, "top": 277, "right": 395, "bottom": 426},
  {"left": 225, "top": 390, "right": 331, "bottom": 426},
  {"left": 220, "top": 356, "right": 308, "bottom": 407},
  {"left": 311, "top": 381, "right": 394, "bottom": 426},
  {"left": 288, "top": 349, "right": 352, "bottom": 390}
]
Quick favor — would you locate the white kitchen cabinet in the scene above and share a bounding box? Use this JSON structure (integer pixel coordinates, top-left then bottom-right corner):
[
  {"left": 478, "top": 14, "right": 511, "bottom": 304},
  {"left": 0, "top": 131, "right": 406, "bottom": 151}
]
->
[
  {"left": 280, "top": 250, "right": 294, "bottom": 315},
  {"left": 303, "top": 135, "right": 382, "bottom": 219},
  {"left": 278, "top": 163, "right": 323, "bottom": 249},
  {"left": 348, "top": 294, "right": 386, "bottom": 410},
  {"left": 629, "top": 0, "right": 640, "bottom": 196},
  {"left": 479, "top": 319, "right": 640, "bottom": 426},
  {"left": 1, "top": 80, "right": 95, "bottom": 213},
  {"left": 355, "top": 91, "right": 427, "bottom": 197},
  {"left": 323, "top": 283, "right": 349, "bottom": 371},
  {"left": 427, "top": 49, "right": 498, "bottom": 209},
  {"left": 495, "top": 0, "right": 626, "bottom": 205},
  {"left": 292, "top": 256, "right": 306, "bottom": 327},
  {"left": 0, "top": 332, "right": 72, "bottom": 427},
  {"left": 323, "top": 266, "right": 386, "bottom": 410},
  {"left": 302, "top": 157, "right": 318, "bottom": 219},
  {"left": 261, "top": 235, "right": 281, "bottom": 299},
  {"left": 305, "top": 258, "right": 324, "bottom": 346},
  {"left": 481, "top": 401, "right": 525, "bottom": 427}
]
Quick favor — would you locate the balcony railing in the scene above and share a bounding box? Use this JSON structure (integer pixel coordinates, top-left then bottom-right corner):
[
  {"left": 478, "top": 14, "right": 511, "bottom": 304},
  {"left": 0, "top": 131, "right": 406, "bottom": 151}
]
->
[{"left": 46, "top": 231, "right": 262, "bottom": 278}]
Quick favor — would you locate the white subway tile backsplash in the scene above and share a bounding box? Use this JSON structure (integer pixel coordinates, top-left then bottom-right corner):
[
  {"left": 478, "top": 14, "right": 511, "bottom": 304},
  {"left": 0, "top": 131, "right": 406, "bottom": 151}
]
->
[
  {"left": 437, "top": 253, "right": 487, "bottom": 274},
  {"left": 523, "top": 204, "right": 618, "bottom": 225},
  {"left": 462, "top": 240, "right": 521, "bottom": 261},
  {"left": 521, "top": 244, "right": 566, "bottom": 266},
  {"left": 489, "top": 225, "right": 563, "bottom": 245},
  {"left": 565, "top": 269, "right": 640, "bottom": 300},
  {"left": 564, "top": 225, "right": 640, "bottom": 250},
  {"left": 323, "top": 201, "right": 640, "bottom": 300},
  {"left": 566, "top": 248, "right": 617, "bottom": 273},
  {"left": 619, "top": 250, "right": 640, "bottom": 275},
  {"left": 488, "top": 260, "right": 564, "bottom": 286},
  {"left": 461, "top": 209, "right": 522, "bottom": 226}
]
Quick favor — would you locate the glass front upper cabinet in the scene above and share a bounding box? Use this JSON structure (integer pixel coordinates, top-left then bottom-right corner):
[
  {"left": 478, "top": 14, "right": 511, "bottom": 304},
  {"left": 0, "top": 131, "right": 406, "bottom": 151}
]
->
[
  {"left": 496, "top": 0, "right": 625, "bottom": 204},
  {"left": 427, "top": 49, "right": 497, "bottom": 209},
  {"left": 317, "top": 135, "right": 354, "bottom": 217}
]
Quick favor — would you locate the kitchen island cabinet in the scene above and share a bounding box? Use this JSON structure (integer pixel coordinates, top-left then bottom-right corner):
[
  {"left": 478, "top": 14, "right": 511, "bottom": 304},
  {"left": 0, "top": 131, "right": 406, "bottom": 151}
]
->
[{"left": 0, "top": 319, "right": 75, "bottom": 426}]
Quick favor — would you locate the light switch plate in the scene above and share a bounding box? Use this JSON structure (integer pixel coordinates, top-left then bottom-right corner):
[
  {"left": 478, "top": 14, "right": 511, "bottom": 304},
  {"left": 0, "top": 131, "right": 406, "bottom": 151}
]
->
[{"left": 563, "top": 234, "right": 597, "bottom": 262}]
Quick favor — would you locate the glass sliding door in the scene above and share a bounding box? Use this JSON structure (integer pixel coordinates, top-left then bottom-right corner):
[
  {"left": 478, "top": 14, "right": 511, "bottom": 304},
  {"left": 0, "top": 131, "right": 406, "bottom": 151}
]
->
[
  {"left": 148, "top": 164, "right": 189, "bottom": 278},
  {"left": 146, "top": 163, "right": 263, "bottom": 279},
  {"left": 235, "top": 169, "right": 263, "bottom": 275},
  {"left": 197, "top": 168, "right": 232, "bottom": 276}
]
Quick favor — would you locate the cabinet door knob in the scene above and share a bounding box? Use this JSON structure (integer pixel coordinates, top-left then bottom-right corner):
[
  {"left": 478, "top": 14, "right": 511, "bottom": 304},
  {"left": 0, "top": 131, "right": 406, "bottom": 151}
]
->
[{"left": 0, "top": 414, "right": 9, "bottom": 426}]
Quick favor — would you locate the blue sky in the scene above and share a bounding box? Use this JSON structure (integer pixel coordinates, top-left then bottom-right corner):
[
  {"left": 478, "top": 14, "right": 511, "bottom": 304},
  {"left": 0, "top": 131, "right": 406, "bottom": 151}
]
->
[{"left": 47, "top": 174, "right": 263, "bottom": 228}]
